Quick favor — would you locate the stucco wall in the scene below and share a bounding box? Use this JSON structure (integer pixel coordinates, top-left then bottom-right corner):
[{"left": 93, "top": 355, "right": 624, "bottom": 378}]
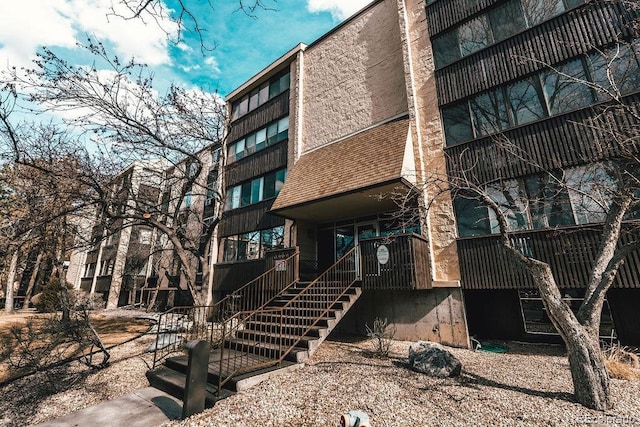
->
[{"left": 301, "top": 0, "right": 408, "bottom": 152}]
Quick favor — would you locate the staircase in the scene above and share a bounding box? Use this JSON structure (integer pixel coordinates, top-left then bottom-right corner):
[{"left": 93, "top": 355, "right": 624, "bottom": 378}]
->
[{"left": 146, "top": 248, "right": 361, "bottom": 405}]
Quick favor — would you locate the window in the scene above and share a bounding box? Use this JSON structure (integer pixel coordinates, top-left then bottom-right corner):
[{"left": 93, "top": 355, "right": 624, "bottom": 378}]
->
[
  {"left": 542, "top": 58, "right": 594, "bottom": 115},
  {"left": 231, "top": 71, "right": 291, "bottom": 120},
  {"left": 459, "top": 15, "right": 492, "bottom": 57},
  {"left": 228, "top": 116, "right": 289, "bottom": 163},
  {"left": 565, "top": 165, "right": 616, "bottom": 224},
  {"left": 453, "top": 167, "right": 616, "bottom": 237},
  {"left": 442, "top": 103, "right": 474, "bottom": 145},
  {"left": 589, "top": 44, "right": 640, "bottom": 100},
  {"left": 184, "top": 191, "right": 192, "bottom": 208},
  {"left": 470, "top": 88, "right": 510, "bottom": 136},
  {"left": 453, "top": 194, "right": 492, "bottom": 237},
  {"left": 433, "top": 31, "right": 460, "bottom": 69},
  {"left": 433, "top": 0, "right": 584, "bottom": 69},
  {"left": 206, "top": 170, "right": 218, "bottom": 206},
  {"left": 221, "top": 226, "right": 285, "bottom": 262},
  {"left": 225, "top": 168, "right": 287, "bottom": 211},
  {"left": 488, "top": 0, "right": 527, "bottom": 42},
  {"left": 506, "top": 77, "right": 547, "bottom": 125},
  {"left": 487, "top": 179, "right": 531, "bottom": 232},
  {"left": 521, "top": 0, "right": 565, "bottom": 26},
  {"left": 442, "top": 47, "right": 636, "bottom": 145},
  {"left": 139, "top": 228, "right": 152, "bottom": 244},
  {"left": 524, "top": 173, "right": 575, "bottom": 228}
]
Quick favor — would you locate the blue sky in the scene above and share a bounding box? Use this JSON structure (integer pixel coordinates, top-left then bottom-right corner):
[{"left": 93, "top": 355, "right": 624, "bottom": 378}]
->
[{"left": 0, "top": 0, "right": 372, "bottom": 98}]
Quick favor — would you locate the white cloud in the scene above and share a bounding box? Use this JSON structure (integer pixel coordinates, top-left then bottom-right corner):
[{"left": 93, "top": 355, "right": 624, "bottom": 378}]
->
[
  {"left": 204, "top": 56, "right": 221, "bottom": 74},
  {"left": 306, "top": 0, "right": 372, "bottom": 20},
  {"left": 0, "top": 0, "right": 178, "bottom": 70}
]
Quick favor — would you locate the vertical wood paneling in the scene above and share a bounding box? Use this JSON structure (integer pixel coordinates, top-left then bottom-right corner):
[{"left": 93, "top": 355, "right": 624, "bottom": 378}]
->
[
  {"left": 227, "top": 90, "right": 290, "bottom": 142},
  {"left": 435, "top": 3, "right": 632, "bottom": 105},
  {"left": 458, "top": 226, "right": 640, "bottom": 290},
  {"left": 446, "top": 95, "right": 640, "bottom": 183}
]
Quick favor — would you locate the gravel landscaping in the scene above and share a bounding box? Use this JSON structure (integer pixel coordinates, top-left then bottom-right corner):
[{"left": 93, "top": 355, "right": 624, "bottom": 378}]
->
[{"left": 1, "top": 309, "right": 639, "bottom": 426}]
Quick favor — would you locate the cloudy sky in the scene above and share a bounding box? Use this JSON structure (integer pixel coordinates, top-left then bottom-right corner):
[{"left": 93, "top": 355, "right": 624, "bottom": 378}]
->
[{"left": 0, "top": 0, "right": 373, "bottom": 97}]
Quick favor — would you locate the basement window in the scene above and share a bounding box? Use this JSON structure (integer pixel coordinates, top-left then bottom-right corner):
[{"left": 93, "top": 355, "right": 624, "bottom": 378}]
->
[{"left": 518, "top": 289, "right": 616, "bottom": 339}]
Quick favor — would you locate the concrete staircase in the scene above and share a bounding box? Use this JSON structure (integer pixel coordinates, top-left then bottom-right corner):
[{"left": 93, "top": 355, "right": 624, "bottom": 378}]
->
[{"left": 146, "top": 281, "right": 362, "bottom": 404}]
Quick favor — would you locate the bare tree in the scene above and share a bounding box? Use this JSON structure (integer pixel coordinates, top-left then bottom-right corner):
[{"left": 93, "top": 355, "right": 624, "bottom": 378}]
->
[
  {"left": 3, "top": 38, "right": 227, "bottom": 307},
  {"left": 108, "top": 0, "right": 277, "bottom": 52}
]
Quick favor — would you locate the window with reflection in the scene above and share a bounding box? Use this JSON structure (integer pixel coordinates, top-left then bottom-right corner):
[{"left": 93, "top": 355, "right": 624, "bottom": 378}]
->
[
  {"left": 228, "top": 116, "right": 289, "bottom": 163},
  {"left": 470, "top": 89, "right": 510, "bottom": 136},
  {"left": 221, "top": 226, "right": 285, "bottom": 262},
  {"left": 459, "top": 15, "right": 493, "bottom": 56},
  {"left": 487, "top": 179, "right": 531, "bottom": 232},
  {"left": 454, "top": 194, "right": 492, "bottom": 237},
  {"left": 225, "top": 168, "right": 287, "bottom": 211},
  {"left": 488, "top": 0, "right": 527, "bottom": 41},
  {"left": 442, "top": 103, "right": 474, "bottom": 145},
  {"left": 589, "top": 44, "right": 640, "bottom": 100},
  {"left": 566, "top": 165, "right": 616, "bottom": 224},
  {"left": 524, "top": 173, "right": 575, "bottom": 228},
  {"left": 542, "top": 58, "right": 594, "bottom": 115},
  {"left": 507, "top": 76, "right": 547, "bottom": 125},
  {"left": 231, "top": 71, "right": 290, "bottom": 121}
]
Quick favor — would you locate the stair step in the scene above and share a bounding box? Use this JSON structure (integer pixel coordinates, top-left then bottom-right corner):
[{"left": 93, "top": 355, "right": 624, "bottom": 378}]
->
[
  {"left": 235, "top": 329, "right": 319, "bottom": 350},
  {"left": 163, "top": 350, "right": 298, "bottom": 391},
  {"left": 224, "top": 338, "right": 308, "bottom": 363},
  {"left": 145, "top": 366, "right": 232, "bottom": 407},
  {"left": 243, "top": 321, "right": 324, "bottom": 337}
]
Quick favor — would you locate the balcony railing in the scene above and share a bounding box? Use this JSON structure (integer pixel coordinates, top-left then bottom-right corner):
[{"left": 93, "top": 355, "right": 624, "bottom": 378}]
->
[{"left": 359, "top": 234, "right": 432, "bottom": 290}]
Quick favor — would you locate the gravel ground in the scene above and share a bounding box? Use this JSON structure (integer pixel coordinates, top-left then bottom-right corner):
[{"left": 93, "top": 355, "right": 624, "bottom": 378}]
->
[
  {"left": 162, "top": 338, "right": 640, "bottom": 427},
  {"left": 1, "top": 311, "right": 639, "bottom": 427}
]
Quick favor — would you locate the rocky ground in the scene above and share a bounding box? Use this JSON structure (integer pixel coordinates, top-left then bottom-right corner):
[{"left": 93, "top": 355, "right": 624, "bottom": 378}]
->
[{"left": 1, "top": 309, "right": 639, "bottom": 426}]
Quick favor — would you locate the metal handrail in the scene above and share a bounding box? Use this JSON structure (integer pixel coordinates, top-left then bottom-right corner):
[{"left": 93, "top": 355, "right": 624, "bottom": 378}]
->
[
  {"left": 216, "top": 247, "right": 359, "bottom": 394},
  {"left": 151, "top": 250, "right": 300, "bottom": 368}
]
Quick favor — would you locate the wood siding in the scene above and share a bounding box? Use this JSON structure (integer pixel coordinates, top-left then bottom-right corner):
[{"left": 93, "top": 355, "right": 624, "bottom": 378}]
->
[
  {"left": 225, "top": 141, "right": 288, "bottom": 187},
  {"left": 219, "top": 200, "right": 285, "bottom": 237},
  {"left": 434, "top": 2, "right": 636, "bottom": 105},
  {"left": 426, "top": 0, "right": 499, "bottom": 36},
  {"left": 457, "top": 226, "right": 640, "bottom": 290},
  {"left": 213, "top": 259, "right": 266, "bottom": 292},
  {"left": 227, "top": 90, "right": 290, "bottom": 142},
  {"left": 359, "top": 234, "right": 432, "bottom": 290},
  {"left": 445, "top": 94, "right": 640, "bottom": 182}
]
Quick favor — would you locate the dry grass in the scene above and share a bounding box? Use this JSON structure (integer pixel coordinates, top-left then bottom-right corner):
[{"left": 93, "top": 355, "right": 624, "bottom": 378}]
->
[
  {"left": 604, "top": 344, "right": 640, "bottom": 380},
  {"left": 0, "top": 310, "right": 152, "bottom": 384}
]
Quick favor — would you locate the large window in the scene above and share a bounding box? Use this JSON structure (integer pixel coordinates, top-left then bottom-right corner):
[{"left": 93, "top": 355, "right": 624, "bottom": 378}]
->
[
  {"left": 225, "top": 168, "right": 287, "bottom": 211},
  {"left": 221, "top": 226, "right": 285, "bottom": 262},
  {"left": 442, "top": 47, "right": 640, "bottom": 146},
  {"left": 454, "top": 165, "right": 616, "bottom": 237},
  {"left": 228, "top": 116, "right": 289, "bottom": 163},
  {"left": 433, "top": 0, "right": 583, "bottom": 69},
  {"left": 231, "top": 71, "right": 290, "bottom": 121}
]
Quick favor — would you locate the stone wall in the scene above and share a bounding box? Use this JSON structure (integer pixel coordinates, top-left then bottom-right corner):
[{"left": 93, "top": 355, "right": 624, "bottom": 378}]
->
[{"left": 301, "top": 0, "right": 408, "bottom": 152}]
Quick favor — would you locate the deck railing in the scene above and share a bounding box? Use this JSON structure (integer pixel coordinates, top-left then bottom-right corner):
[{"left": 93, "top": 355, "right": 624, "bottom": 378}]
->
[{"left": 359, "top": 234, "right": 432, "bottom": 290}]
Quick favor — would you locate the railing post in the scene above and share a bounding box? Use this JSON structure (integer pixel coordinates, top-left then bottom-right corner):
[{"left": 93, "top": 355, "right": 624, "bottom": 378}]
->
[{"left": 181, "top": 340, "right": 210, "bottom": 419}]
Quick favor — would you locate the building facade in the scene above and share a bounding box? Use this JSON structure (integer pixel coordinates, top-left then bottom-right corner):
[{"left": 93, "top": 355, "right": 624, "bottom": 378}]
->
[
  {"left": 220, "top": 0, "right": 470, "bottom": 347},
  {"left": 427, "top": 0, "right": 640, "bottom": 344}
]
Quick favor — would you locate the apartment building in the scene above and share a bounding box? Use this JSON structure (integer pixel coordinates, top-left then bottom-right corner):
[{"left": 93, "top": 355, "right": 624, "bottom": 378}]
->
[
  {"left": 219, "top": 0, "right": 469, "bottom": 347},
  {"left": 427, "top": 0, "right": 640, "bottom": 344}
]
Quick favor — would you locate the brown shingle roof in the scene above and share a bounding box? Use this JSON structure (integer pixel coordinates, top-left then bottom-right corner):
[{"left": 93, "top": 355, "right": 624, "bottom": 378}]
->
[{"left": 271, "top": 117, "right": 410, "bottom": 212}]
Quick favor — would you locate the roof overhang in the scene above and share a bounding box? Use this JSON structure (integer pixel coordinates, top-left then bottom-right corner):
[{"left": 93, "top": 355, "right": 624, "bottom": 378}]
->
[
  {"left": 270, "top": 116, "right": 416, "bottom": 223},
  {"left": 270, "top": 178, "right": 413, "bottom": 222}
]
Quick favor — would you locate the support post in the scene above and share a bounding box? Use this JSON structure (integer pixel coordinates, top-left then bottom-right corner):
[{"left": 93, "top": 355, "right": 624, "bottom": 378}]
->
[{"left": 182, "top": 340, "right": 210, "bottom": 419}]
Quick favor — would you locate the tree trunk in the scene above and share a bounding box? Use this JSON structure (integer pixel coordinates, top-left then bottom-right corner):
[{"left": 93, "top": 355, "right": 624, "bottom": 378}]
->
[
  {"left": 566, "top": 329, "right": 612, "bottom": 410},
  {"left": 22, "top": 252, "right": 43, "bottom": 310},
  {"left": 4, "top": 249, "right": 19, "bottom": 313},
  {"left": 530, "top": 260, "right": 613, "bottom": 410}
]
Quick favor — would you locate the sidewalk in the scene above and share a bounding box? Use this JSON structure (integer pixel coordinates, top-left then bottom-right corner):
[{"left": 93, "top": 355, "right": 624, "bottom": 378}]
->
[{"left": 35, "top": 387, "right": 183, "bottom": 427}]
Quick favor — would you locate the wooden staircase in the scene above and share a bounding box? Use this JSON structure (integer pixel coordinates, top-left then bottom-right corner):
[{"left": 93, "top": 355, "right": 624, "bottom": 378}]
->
[{"left": 146, "top": 248, "right": 361, "bottom": 405}]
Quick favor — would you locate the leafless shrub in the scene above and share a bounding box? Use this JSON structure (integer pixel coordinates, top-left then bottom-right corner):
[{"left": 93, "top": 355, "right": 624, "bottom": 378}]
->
[{"left": 365, "top": 317, "right": 396, "bottom": 358}]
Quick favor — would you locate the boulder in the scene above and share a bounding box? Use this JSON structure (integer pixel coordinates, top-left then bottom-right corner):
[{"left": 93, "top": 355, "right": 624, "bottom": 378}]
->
[{"left": 408, "top": 341, "right": 462, "bottom": 378}]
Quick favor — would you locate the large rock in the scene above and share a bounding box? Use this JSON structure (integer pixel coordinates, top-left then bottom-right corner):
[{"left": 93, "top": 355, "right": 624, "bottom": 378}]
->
[{"left": 408, "top": 341, "right": 462, "bottom": 378}]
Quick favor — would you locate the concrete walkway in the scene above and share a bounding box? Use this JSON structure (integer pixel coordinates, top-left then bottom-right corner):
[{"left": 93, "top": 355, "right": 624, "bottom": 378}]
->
[{"left": 35, "top": 387, "right": 183, "bottom": 427}]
